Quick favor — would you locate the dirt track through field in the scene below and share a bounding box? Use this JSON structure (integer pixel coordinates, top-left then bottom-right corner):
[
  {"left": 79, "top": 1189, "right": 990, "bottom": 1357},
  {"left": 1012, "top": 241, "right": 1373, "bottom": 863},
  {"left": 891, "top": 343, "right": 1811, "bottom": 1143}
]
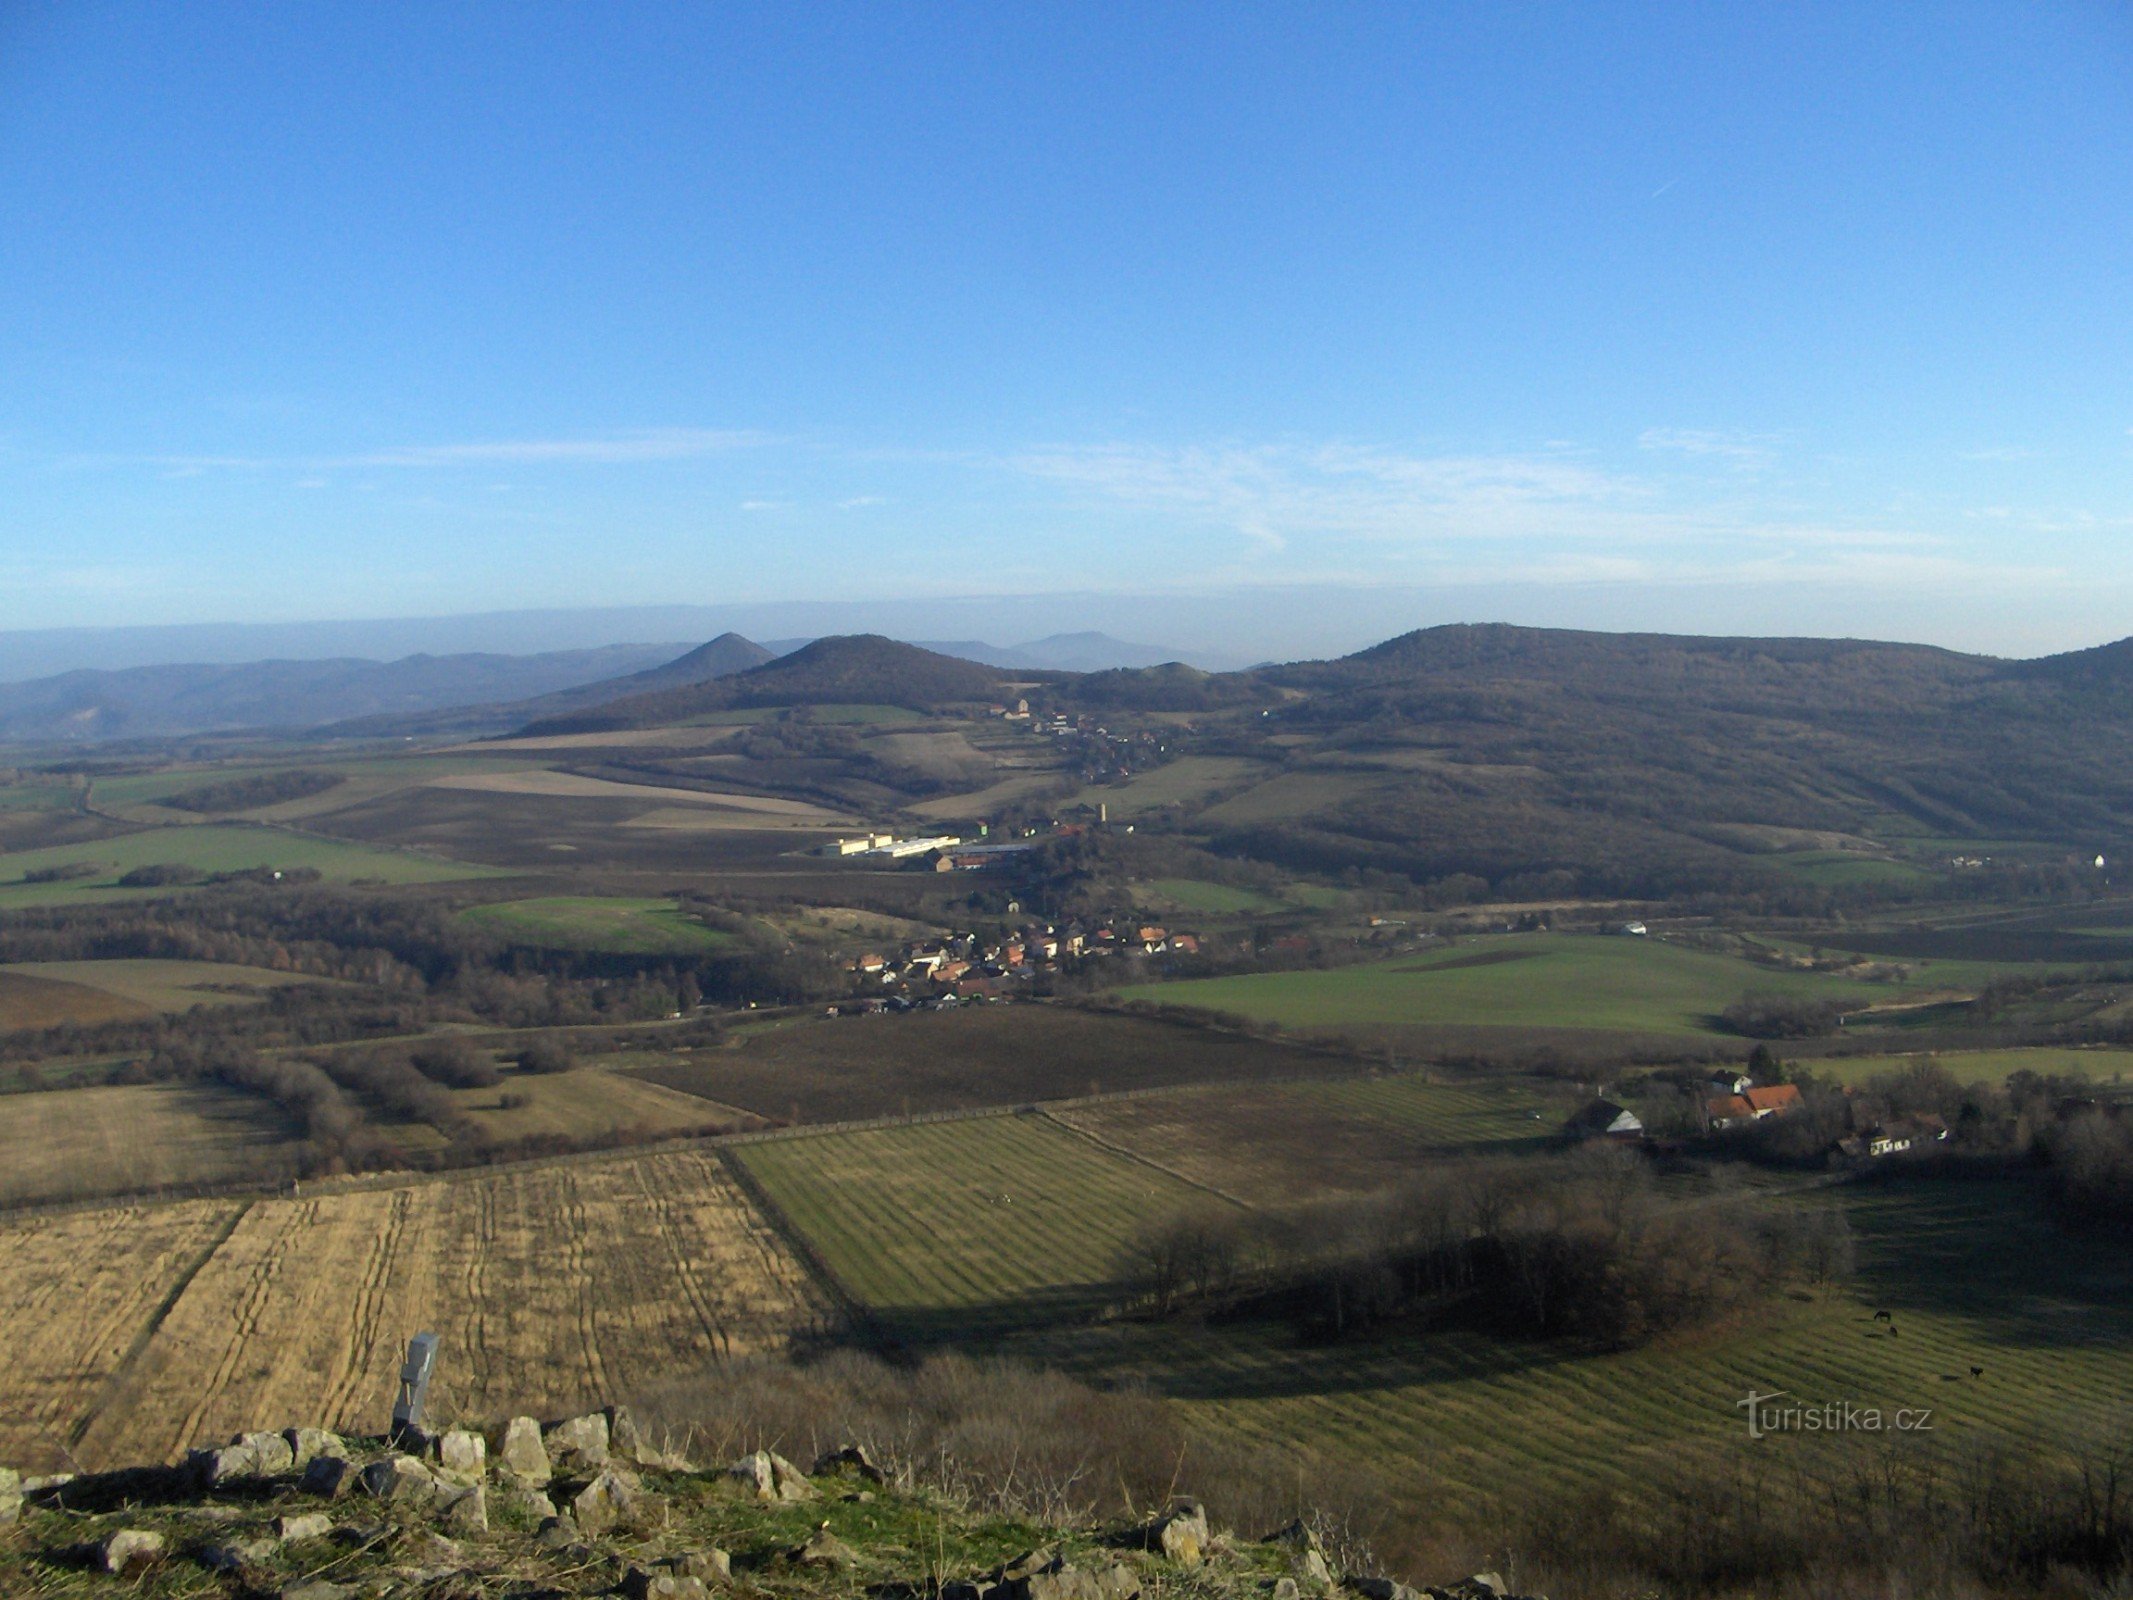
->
[{"left": 0, "top": 1149, "right": 830, "bottom": 1472}]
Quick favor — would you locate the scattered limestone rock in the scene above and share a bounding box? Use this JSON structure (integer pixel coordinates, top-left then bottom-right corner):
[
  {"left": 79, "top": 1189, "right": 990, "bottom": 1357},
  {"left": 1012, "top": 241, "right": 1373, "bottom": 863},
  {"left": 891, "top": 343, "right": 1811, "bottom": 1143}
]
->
[
  {"left": 1460, "top": 1577, "right": 1508, "bottom": 1600},
  {"left": 676, "top": 1549, "right": 732, "bottom": 1583},
  {"left": 794, "top": 1527, "right": 860, "bottom": 1569},
  {"left": 0, "top": 1466, "right": 19, "bottom": 1526},
  {"left": 1267, "top": 1520, "right": 1335, "bottom": 1589},
  {"left": 99, "top": 1527, "right": 165, "bottom": 1573},
  {"left": 280, "top": 1582, "right": 356, "bottom": 1600},
  {"left": 301, "top": 1453, "right": 359, "bottom": 1499},
  {"left": 535, "top": 1513, "right": 580, "bottom": 1551},
  {"left": 406, "top": 1527, "right": 462, "bottom": 1559},
  {"left": 358, "top": 1453, "right": 442, "bottom": 1504},
  {"left": 189, "top": 1442, "right": 260, "bottom": 1487},
  {"left": 625, "top": 1565, "right": 714, "bottom": 1600},
  {"left": 284, "top": 1428, "right": 347, "bottom": 1470},
  {"left": 543, "top": 1411, "right": 610, "bottom": 1472},
  {"left": 237, "top": 1429, "right": 297, "bottom": 1475},
  {"left": 198, "top": 1537, "right": 278, "bottom": 1572},
  {"left": 435, "top": 1427, "right": 486, "bottom": 1480},
  {"left": 814, "top": 1443, "right": 887, "bottom": 1483},
  {"left": 440, "top": 1482, "right": 489, "bottom": 1533},
  {"left": 729, "top": 1449, "right": 816, "bottom": 1503},
  {"left": 1274, "top": 1581, "right": 1302, "bottom": 1600},
  {"left": 503, "top": 1485, "right": 559, "bottom": 1522},
  {"left": 1146, "top": 1499, "right": 1211, "bottom": 1566},
  {"left": 278, "top": 1511, "right": 333, "bottom": 1543},
  {"left": 571, "top": 1469, "right": 643, "bottom": 1538},
  {"left": 496, "top": 1415, "right": 552, "bottom": 1485}
]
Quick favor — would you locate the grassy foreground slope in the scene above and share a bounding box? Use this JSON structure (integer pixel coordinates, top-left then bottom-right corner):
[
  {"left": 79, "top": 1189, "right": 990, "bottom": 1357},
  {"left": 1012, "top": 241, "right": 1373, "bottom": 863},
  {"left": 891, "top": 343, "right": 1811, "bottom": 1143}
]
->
[{"left": 1122, "top": 934, "right": 1977, "bottom": 1040}]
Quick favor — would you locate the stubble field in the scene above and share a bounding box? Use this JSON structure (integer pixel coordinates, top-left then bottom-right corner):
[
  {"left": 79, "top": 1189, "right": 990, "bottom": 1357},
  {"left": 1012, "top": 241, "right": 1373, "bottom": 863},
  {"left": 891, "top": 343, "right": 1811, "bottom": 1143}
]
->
[{"left": 0, "top": 1147, "right": 831, "bottom": 1472}]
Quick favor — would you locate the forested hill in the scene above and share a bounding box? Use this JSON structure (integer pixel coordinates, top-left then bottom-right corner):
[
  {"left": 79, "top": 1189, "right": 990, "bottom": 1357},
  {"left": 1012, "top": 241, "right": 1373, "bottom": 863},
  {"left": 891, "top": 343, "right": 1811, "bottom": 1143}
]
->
[
  {"left": 522, "top": 634, "right": 1033, "bottom": 731},
  {"left": 489, "top": 621, "right": 2133, "bottom": 902}
]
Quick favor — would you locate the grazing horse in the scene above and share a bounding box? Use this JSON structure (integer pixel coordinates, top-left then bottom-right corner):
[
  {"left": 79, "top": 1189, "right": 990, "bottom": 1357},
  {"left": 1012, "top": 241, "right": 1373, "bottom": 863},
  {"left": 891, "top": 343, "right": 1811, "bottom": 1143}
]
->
[{"left": 1971, "top": 1366, "right": 1984, "bottom": 1378}]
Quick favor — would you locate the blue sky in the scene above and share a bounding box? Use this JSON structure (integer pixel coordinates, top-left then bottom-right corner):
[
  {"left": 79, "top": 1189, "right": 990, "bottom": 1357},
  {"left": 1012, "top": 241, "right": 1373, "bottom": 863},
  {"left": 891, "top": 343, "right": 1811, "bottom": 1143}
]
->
[{"left": 3, "top": 2, "right": 2131, "bottom": 657}]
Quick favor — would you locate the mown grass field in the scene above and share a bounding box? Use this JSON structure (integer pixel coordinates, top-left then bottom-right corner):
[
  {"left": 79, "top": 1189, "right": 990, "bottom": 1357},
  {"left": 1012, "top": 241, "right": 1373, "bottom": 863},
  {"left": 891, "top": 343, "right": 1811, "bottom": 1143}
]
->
[
  {"left": 0, "top": 1082, "right": 294, "bottom": 1206},
  {"left": 462, "top": 895, "right": 737, "bottom": 954},
  {"left": 1123, "top": 934, "right": 1978, "bottom": 1040},
  {"left": 1058, "top": 1074, "right": 1574, "bottom": 1203},
  {"left": 0, "top": 823, "right": 499, "bottom": 906},
  {"left": 1014, "top": 1178, "right": 2133, "bottom": 1513},
  {"left": 449, "top": 1065, "right": 758, "bottom": 1140},
  {"left": 1146, "top": 877, "right": 1286, "bottom": 913},
  {"left": 733, "top": 1114, "right": 1228, "bottom": 1336}
]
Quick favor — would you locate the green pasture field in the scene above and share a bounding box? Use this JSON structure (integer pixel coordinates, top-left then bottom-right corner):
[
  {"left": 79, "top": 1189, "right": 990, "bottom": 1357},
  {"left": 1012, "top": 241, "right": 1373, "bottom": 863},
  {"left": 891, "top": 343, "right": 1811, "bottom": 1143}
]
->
[
  {"left": 1121, "top": 933, "right": 1983, "bottom": 1040},
  {"left": 0, "top": 823, "right": 498, "bottom": 906},
  {"left": 1070, "top": 756, "right": 1267, "bottom": 818},
  {"left": 1197, "top": 770, "right": 1387, "bottom": 827},
  {"left": 0, "top": 782, "right": 76, "bottom": 812},
  {"left": 1019, "top": 1178, "right": 2133, "bottom": 1513},
  {"left": 461, "top": 895, "right": 736, "bottom": 954},
  {"left": 1147, "top": 877, "right": 1285, "bottom": 913},
  {"left": 1808, "top": 1046, "right": 2133, "bottom": 1086},
  {"left": 733, "top": 1113, "right": 1228, "bottom": 1336}
]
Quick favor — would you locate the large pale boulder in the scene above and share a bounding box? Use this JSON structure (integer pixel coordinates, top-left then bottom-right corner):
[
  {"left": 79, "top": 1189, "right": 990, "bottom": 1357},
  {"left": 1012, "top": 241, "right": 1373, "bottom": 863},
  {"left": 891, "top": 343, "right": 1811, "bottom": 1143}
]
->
[
  {"left": 728, "top": 1449, "right": 816, "bottom": 1503},
  {"left": 358, "top": 1454, "right": 442, "bottom": 1505},
  {"left": 1145, "top": 1499, "right": 1210, "bottom": 1565},
  {"left": 571, "top": 1469, "right": 644, "bottom": 1538},
  {"left": 236, "top": 1430, "right": 296, "bottom": 1475},
  {"left": 277, "top": 1511, "right": 333, "bottom": 1543},
  {"left": 440, "top": 1482, "right": 489, "bottom": 1533},
  {"left": 496, "top": 1415, "right": 552, "bottom": 1485},
  {"left": 283, "top": 1429, "right": 347, "bottom": 1470},
  {"left": 435, "top": 1428, "right": 486, "bottom": 1480},
  {"left": 188, "top": 1443, "right": 260, "bottom": 1487},
  {"left": 543, "top": 1412, "right": 610, "bottom": 1472},
  {"left": 99, "top": 1528, "right": 165, "bottom": 1573}
]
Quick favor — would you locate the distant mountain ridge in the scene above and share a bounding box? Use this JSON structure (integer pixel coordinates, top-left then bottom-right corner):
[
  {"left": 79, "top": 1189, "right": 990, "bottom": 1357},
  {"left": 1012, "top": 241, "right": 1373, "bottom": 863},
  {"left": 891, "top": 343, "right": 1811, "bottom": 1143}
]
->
[
  {"left": 0, "top": 643, "right": 693, "bottom": 744},
  {"left": 522, "top": 635, "right": 1029, "bottom": 733}
]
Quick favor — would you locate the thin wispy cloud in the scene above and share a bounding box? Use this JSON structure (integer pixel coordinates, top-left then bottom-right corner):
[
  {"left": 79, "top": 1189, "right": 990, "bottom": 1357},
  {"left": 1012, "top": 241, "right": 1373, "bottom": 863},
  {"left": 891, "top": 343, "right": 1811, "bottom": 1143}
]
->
[
  {"left": 83, "top": 427, "right": 771, "bottom": 474},
  {"left": 1010, "top": 441, "right": 1649, "bottom": 554},
  {"left": 1637, "top": 427, "right": 1782, "bottom": 470},
  {"left": 1006, "top": 436, "right": 1972, "bottom": 588}
]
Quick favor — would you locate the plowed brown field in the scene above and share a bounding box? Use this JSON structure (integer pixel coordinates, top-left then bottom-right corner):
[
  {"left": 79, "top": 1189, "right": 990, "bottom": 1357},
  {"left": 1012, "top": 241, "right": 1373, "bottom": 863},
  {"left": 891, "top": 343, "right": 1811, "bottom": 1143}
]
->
[{"left": 0, "top": 1148, "right": 830, "bottom": 1472}]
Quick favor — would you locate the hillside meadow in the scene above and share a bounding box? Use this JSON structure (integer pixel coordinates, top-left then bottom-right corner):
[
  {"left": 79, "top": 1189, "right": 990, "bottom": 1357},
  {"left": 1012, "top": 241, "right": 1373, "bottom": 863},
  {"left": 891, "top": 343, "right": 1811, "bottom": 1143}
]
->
[
  {"left": 0, "top": 822, "right": 498, "bottom": 907},
  {"left": 461, "top": 894, "right": 737, "bottom": 954}
]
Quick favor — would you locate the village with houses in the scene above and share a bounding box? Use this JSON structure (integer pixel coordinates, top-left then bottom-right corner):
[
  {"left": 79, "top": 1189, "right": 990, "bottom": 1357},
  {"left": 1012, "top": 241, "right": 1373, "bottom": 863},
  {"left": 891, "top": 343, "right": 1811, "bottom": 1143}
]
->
[
  {"left": 832, "top": 918, "right": 1203, "bottom": 1011},
  {"left": 1564, "top": 1062, "right": 1956, "bottom": 1169}
]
